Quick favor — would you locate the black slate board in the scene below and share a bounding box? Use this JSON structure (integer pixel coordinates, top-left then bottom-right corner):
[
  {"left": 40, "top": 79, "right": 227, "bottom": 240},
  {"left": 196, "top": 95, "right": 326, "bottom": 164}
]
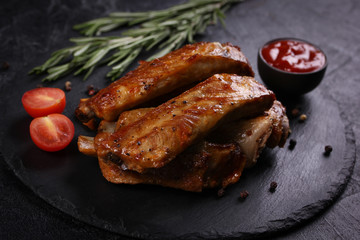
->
[
  {"left": 0, "top": 75, "right": 356, "bottom": 239},
  {"left": 0, "top": 0, "right": 356, "bottom": 239}
]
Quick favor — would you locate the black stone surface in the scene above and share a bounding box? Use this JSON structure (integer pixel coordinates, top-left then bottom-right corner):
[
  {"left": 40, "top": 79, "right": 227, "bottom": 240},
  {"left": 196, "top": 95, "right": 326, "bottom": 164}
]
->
[{"left": 1, "top": 0, "right": 360, "bottom": 239}]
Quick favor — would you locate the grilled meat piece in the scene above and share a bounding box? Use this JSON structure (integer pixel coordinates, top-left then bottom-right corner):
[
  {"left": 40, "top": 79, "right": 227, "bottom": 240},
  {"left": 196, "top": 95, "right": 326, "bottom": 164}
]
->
[
  {"left": 79, "top": 109, "right": 247, "bottom": 192},
  {"left": 78, "top": 101, "right": 289, "bottom": 192},
  {"left": 207, "top": 101, "right": 289, "bottom": 168},
  {"left": 75, "top": 42, "right": 254, "bottom": 123},
  {"left": 98, "top": 142, "right": 246, "bottom": 192},
  {"left": 266, "top": 100, "right": 290, "bottom": 148},
  {"left": 96, "top": 74, "right": 275, "bottom": 173}
]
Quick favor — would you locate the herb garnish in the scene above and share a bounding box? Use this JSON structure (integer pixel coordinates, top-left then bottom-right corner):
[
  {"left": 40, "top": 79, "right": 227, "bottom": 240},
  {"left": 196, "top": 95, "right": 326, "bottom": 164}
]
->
[{"left": 29, "top": 0, "right": 243, "bottom": 82}]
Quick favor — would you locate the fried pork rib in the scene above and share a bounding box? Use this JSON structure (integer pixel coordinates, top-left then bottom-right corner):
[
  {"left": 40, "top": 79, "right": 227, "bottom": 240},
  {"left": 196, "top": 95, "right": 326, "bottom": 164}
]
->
[
  {"left": 207, "top": 100, "right": 289, "bottom": 168},
  {"left": 96, "top": 74, "right": 275, "bottom": 173},
  {"left": 78, "top": 101, "right": 289, "bottom": 192},
  {"left": 98, "top": 142, "right": 246, "bottom": 192},
  {"left": 75, "top": 42, "right": 254, "bottom": 123}
]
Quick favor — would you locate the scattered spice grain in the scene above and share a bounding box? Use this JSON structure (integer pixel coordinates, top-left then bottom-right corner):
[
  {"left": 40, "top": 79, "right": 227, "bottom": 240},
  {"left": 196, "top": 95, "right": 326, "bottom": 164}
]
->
[
  {"left": 291, "top": 108, "right": 300, "bottom": 117},
  {"left": 217, "top": 188, "right": 225, "bottom": 197},
  {"left": 299, "top": 114, "right": 307, "bottom": 122},
  {"left": 324, "top": 145, "right": 333, "bottom": 156},
  {"left": 288, "top": 139, "right": 297, "bottom": 150},
  {"left": 87, "top": 85, "right": 99, "bottom": 96},
  {"left": 239, "top": 190, "right": 249, "bottom": 200},
  {"left": 65, "top": 81, "right": 72, "bottom": 91},
  {"left": 269, "top": 181, "right": 278, "bottom": 192}
]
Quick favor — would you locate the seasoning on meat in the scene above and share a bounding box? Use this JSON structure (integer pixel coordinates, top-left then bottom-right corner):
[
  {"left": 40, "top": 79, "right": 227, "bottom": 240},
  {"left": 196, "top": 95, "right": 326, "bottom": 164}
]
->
[
  {"left": 96, "top": 74, "right": 275, "bottom": 173},
  {"left": 75, "top": 42, "right": 254, "bottom": 124}
]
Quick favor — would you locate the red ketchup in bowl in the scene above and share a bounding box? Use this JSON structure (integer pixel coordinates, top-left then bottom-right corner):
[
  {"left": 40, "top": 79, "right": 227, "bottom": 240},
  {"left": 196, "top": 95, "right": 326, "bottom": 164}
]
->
[{"left": 261, "top": 40, "right": 326, "bottom": 73}]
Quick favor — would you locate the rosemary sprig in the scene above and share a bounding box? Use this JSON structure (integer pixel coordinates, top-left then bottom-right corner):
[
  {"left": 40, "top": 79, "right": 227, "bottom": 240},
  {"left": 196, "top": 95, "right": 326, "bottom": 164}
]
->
[{"left": 30, "top": 0, "right": 243, "bottom": 82}]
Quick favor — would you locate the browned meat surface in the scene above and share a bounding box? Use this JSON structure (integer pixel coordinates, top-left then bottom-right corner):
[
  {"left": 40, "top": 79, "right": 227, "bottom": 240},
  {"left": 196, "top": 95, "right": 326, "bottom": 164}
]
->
[
  {"left": 266, "top": 100, "right": 290, "bottom": 148},
  {"left": 78, "top": 136, "right": 97, "bottom": 157},
  {"left": 98, "top": 142, "right": 246, "bottom": 192},
  {"left": 78, "top": 101, "right": 289, "bottom": 192},
  {"left": 95, "top": 74, "right": 275, "bottom": 173},
  {"left": 75, "top": 42, "right": 254, "bottom": 123},
  {"left": 114, "top": 108, "right": 153, "bottom": 131},
  {"left": 207, "top": 100, "right": 289, "bottom": 168},
  {"left": 79, "top": 108, "right": 247, "bottom": 192}
]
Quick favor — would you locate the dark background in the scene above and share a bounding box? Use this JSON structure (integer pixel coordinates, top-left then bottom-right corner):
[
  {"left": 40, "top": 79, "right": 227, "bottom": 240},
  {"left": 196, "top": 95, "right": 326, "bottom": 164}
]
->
[{"left": 1, "top": 0, "right": 359, "bottom": 239}]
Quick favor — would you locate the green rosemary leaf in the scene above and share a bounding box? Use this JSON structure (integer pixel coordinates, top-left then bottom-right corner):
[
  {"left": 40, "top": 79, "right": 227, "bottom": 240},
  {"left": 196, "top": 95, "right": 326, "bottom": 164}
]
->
[
  {"left": 145, "top": 30, "right": 170, "bottom": 51},
  {"left": 107, "top": 47, "right": 142, "bottom": 81},
  {"left": 30, "top": 0, "right": 243, "bottom": 82},
  {"left": 83, "top": 48, "right": 110, "bottom": 69},
  {"left": 107, "top": 48, "right": 132, "bottom": 66},
  {"left": 83, "top": 65, "right": 95, "bottom": 80},
  {"left": 74, "top": 44, "right": 91, "bottom": 57}
]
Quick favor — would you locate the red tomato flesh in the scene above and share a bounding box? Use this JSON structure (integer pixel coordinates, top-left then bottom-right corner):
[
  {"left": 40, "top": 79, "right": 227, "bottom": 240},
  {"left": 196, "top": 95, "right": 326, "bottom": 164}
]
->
[
  {"left": 22, "top": 88, "right": 66, "bottom": 118},
  {"left": 30, "top": 114, "right": 74, "bottom": 152}
]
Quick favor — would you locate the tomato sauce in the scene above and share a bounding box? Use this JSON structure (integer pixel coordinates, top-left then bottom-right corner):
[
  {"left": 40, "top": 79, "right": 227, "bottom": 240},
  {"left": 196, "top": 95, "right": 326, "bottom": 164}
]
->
[{"left": 261, "top": 40, "right": 325, "bottom": 73}]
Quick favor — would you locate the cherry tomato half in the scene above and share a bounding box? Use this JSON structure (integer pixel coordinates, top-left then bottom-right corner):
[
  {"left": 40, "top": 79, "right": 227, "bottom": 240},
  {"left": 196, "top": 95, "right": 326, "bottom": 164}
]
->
[
  {"left": 30, "top": 114, "right": 75, "bottom": 152},
  {"left": 22, "top": 87, "right": 66, "bottom": 118}
]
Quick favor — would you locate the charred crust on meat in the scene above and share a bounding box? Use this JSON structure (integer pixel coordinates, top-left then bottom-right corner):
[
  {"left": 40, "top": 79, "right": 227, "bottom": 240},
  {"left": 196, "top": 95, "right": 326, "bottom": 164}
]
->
[
  {"left": 106, "top": 152, "right": 122, "bottom": 165},
  {"left": 75, "top": 106, "right": 95, "bottom": 123},
  {"left": 187, "top": 53, "right": 199, "bottom": 62}
]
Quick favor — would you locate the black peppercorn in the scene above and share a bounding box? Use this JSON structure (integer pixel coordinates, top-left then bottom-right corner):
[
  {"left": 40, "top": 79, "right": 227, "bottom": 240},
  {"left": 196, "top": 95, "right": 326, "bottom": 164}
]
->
[
  {"left": 239, "top": 190, "right": 249, "bottom": 200},
  {"left": 291, "top": 108, "right": 300, "bottom": 117},
  {"left": 269, "top": 181, "right": 278, "bottom": 192},
  {"left": 324, "top": 145, "right": 333, "bottom": 156},
  {"left": 217, "top": 188, "right": 225, "bottom": 197},
  {"left": 288, "top": 139, "right": 297, "bottom": 150}
]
